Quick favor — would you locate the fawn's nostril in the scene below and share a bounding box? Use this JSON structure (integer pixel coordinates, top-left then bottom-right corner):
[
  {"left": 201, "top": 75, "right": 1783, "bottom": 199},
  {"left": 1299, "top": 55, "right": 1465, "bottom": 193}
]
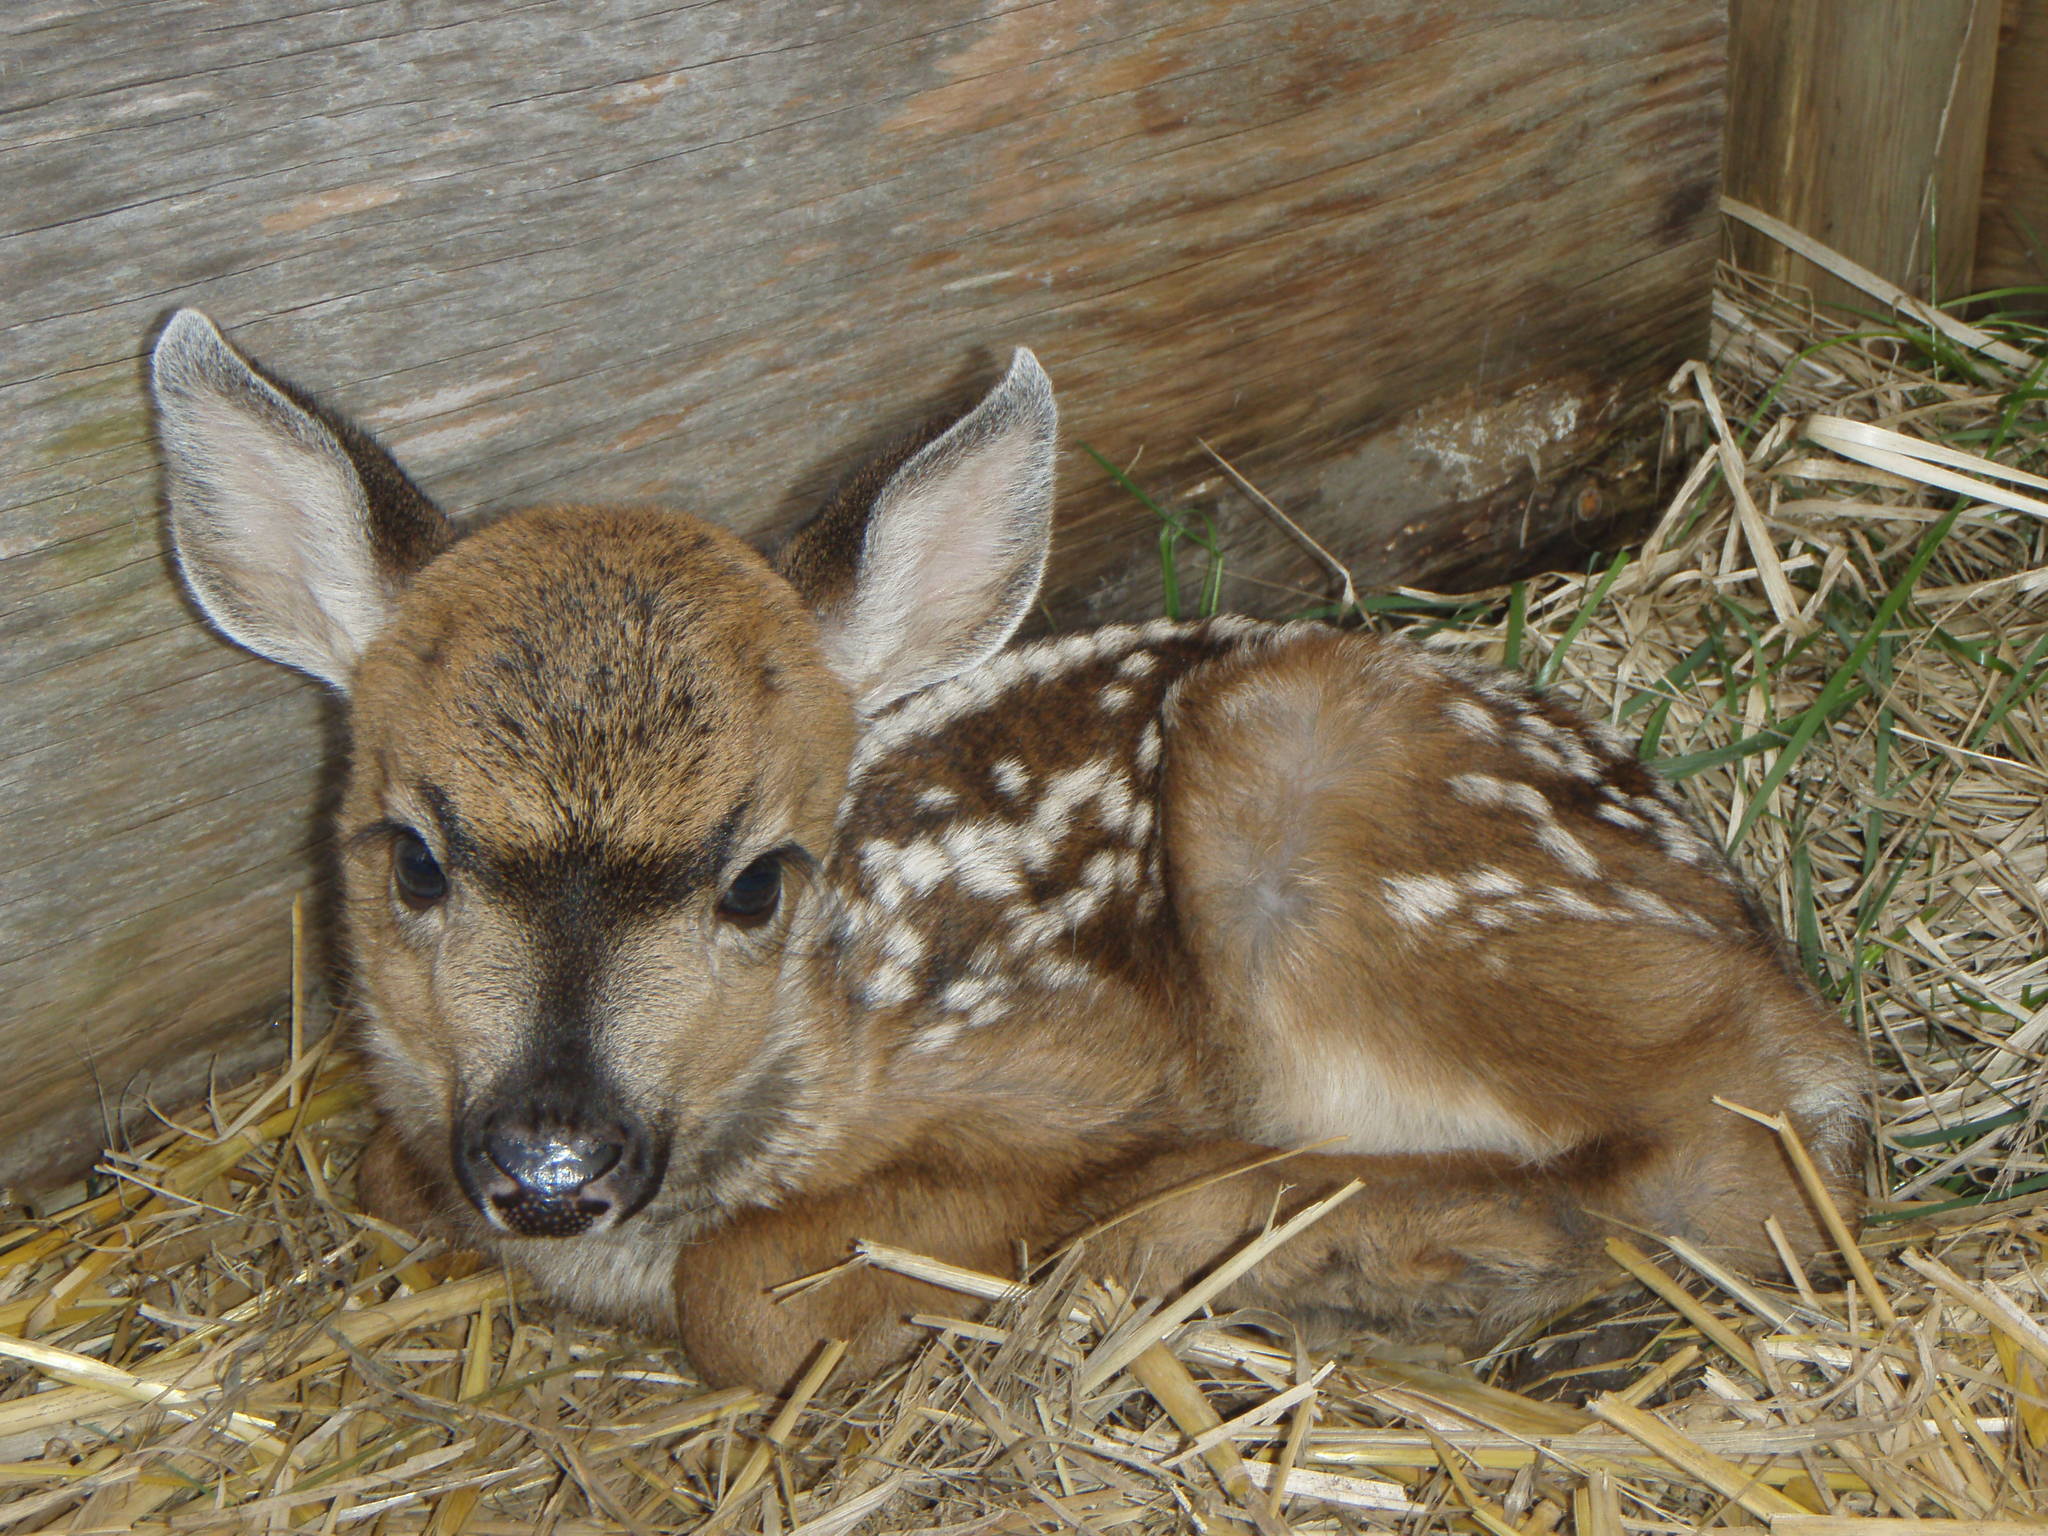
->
[
  {"left": 485, "top": 1130, "right": 624, "bottom": 1198},
  {"left": 457, "top": 1098, "right": 666, "bottom": 1238}
]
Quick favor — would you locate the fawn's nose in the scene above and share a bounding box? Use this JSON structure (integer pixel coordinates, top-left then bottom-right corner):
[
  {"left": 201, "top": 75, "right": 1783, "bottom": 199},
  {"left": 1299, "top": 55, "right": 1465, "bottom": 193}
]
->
[
  {"left": 457, "top": 1100, "right": 661, "bottom": 1238},
  {"left": 487, "top": 1128, "right": 621, "bottom": 1195}
]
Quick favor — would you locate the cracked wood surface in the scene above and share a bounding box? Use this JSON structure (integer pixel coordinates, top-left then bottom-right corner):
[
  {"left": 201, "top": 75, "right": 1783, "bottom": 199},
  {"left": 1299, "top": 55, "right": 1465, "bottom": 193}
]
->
[{"left": 1, "top": 0, "right": 1722, "bottom": 1188}]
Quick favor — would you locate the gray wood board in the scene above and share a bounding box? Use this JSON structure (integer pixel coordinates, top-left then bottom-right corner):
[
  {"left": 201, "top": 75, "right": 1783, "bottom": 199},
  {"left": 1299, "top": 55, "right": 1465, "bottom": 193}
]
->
[{"left": 0, "top": 0, "right": 1723, "bottom": 1189}]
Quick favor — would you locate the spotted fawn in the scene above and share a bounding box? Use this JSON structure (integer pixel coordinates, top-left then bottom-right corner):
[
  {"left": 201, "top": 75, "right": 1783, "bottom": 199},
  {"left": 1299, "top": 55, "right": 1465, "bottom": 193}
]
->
[{"left": 151, "top": 311, "right": 1865, "bottom": 1390}]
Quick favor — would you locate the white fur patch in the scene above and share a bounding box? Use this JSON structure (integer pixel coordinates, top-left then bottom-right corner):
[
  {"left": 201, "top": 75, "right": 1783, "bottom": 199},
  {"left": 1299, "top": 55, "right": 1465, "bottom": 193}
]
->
[
  {"left": 1516, "top": 711, "right": 1605, "bottom": 782},
  {"left": 1462, "top": 866, "right": 1523, "bottom": 897},
  {"left": 938, "top": 976, "right": 1000, "bottom": 1015},
  {"left": 1030, "top": 955, "right": 1094, "bottom": 991},
  {"left": 1595, "top": 801, "right": 1649, "bottom": 831},
  {"left": 1450, "top": 773, "right": 1602, "bottom": 879},
  {"left": 1253, "top": 1034, "right": 1548, "bottom": 1158},
  {"left": 908, "top": 1020, "right": 963, "bottom": 1053},
  {"left": 1136, "top": 721, "right": 1164, "bottom": 773},
  {"left": 1631, "top": 793, "right": 1712, "bottom": 865},
  {"left": 879, "top": 920, "right": 928, "bottom": 970},
  {"left": 1382, "top": 873, "right": 1462, "bottom": 926},
  {"left": 1123, "top": 798, "right": 1156, "bottom": 844},
  {"left": 937, "top": 820, "right": 1033, "bottom": 899},
  {"left": 1034, "top": 759, "right": 1128, "bottom": 836},
  {"left": 857, "top": 964, "right": 919, "bottom": 1009},
  {"left": 1444, "top": 699, "right": 1501, "bottom": 739},
  {"left": 1613, "top": 884, "right": 1700, "bottom": 929},
  {"left": 1788, "top": 1072, "right": 1858, "bottom": 1117},
  {"left": 1005, "top": 906, "right": 1065, "bottom": 952},
  {"left": 1543, "top": 887, "right": 1608, "bottom": 922},
  {"left": 1535, "top": 823, "right": 1601, "bottom": 879}
]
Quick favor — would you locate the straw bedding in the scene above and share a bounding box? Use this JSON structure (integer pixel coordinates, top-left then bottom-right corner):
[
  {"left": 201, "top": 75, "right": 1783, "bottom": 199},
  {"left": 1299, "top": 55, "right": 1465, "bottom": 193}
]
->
[{"left": 2, "top": 226, "right": 2044, "bottom": 1533}]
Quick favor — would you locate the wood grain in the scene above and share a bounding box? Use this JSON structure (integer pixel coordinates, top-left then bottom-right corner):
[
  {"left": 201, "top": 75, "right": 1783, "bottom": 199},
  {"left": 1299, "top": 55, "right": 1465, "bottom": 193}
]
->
[
  {"left": 0, "top": 0, "right": 1722, "bottom": 1190},
  {"left": 1977, "top": 0, "right": 2048, "bottom": 304},
  {"left": 1725, "top": 0, "right": 2000, "bottom": 311}
]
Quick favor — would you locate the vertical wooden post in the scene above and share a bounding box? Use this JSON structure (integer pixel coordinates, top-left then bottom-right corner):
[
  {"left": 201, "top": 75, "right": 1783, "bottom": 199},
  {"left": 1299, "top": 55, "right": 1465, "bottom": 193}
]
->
[
  {"left": 1977, "top": 0, "right": 2048, "bottom": 302},
  {"left": 1726, "top": 0, "right": 2001, "bottom": 310}
]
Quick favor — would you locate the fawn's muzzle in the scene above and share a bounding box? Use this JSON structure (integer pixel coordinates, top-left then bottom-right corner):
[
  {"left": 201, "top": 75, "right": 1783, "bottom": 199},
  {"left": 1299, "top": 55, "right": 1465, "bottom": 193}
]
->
[{"left": 457, "top": 1098, "right": 664, "bottom": 1238}]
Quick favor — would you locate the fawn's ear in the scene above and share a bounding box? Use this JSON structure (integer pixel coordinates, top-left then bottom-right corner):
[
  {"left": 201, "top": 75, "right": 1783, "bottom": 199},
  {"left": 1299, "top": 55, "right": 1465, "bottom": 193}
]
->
[
  {"left": 150, "top": 309, "right": 450, "bottom": 691},
  {"left": 780, "top": 349, "right": 1058, "bottom": 715}
]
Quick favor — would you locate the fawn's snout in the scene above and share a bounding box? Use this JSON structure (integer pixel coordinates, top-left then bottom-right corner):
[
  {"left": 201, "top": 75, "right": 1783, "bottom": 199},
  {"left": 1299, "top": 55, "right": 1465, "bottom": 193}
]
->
[{"left": 457, "top": 1085, "right": 664, "bottom": 1237}]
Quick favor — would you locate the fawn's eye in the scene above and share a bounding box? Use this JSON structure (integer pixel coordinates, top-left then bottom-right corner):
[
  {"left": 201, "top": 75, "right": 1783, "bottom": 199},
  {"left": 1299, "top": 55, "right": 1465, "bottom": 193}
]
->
[
  {"left": 716, "top": 851, "right": 784, "bottom": 928},
  {"left": 392, "top": 828, "right": 448, "bottom": 910}
]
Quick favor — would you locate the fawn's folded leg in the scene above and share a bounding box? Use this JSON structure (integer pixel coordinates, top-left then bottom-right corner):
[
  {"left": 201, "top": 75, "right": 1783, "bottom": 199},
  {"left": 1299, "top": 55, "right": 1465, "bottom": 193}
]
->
[{"left": 670, "top": 1139, "right": 1631, "bottom": 1390}]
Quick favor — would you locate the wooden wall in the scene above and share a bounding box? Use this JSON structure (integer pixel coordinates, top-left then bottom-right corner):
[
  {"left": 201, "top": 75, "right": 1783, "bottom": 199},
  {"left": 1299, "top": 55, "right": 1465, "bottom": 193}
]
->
[
  {"left": 1978, "top": 0, "right": 2048, "bottom": 300},
  {"left": 1725, "top": 0, "right": 2000, "bottom": 308},
  {"left": 1726, "top": 0, "right": 2048, "bottom": 308},
  {"left": 0, "top": 0, "right": 1726, "bottom": 1191}
]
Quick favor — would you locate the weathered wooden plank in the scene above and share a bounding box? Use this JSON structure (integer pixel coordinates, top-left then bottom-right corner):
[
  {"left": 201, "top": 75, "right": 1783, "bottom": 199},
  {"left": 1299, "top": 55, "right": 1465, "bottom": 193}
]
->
[
  {"left": 1725, "top": 0, "right": 2000, "bottom": 310},
  {"left": 0, "top": 0, "right": 1723, "bottom": 1190},
  {"left": 1977, "top": 0, "right": 2048, "bottom": 303}
]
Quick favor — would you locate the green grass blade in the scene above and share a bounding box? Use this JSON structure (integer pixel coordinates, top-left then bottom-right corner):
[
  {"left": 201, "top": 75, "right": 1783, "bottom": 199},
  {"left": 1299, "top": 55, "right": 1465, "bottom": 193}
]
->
[
  {"left": 1862, "top": 1171, "right": 2048, "bottom": 1225},
  {"left": 1083, "top": 441, "right": 1228, "bottom": 622},
  {"left": 1157, "top": 520, "right": 1183, "bottom": 620},
  {"left": 1537, "top": 552, "right": 1630, "bottom": 688},
  {"left": 1971, "top": 629, "right": 2048, "bottom": 751},
  {"left": 1726, "top": 505, "right": 1963, "bottom": 851},
  {"left": 1621, "top": 636, "right": 1719, "bottom": 721},
  {"left": 1889, "top": 1103, "right": 2027, "bottom": 1148}
]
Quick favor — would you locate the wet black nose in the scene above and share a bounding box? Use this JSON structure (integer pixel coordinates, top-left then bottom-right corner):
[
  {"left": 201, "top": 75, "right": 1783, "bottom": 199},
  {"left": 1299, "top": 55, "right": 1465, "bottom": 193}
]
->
[
  {"left": 486, "top": 1129, "right": 622, "bottom": 1197},
  {"left": 457, "top": 1100, "right": 661, "bottom": 1239}
]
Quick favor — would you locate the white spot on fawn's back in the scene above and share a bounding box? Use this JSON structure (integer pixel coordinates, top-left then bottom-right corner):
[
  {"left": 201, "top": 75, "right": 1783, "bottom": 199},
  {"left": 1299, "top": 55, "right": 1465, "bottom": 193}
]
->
[
  {"left": 1444, "top": 699, "right": 1500, "bottom": 739},
  {"left": 1382, "top": 874, "right": 1462, "bottom": 926},
  {"left": 1535, "top": 823, "right": 1600, "bottom": 879}
]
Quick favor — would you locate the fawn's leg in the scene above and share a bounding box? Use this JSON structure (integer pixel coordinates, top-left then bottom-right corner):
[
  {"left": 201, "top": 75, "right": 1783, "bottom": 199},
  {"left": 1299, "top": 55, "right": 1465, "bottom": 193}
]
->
[
  {"left": 670, "top": 1139, "right": 1632, "bottom": 1391},
  {"left": 356, "top": 1121, "right": 457, "bottom": 1232},
  {"left": 1071, "top": 1141, "right": 1623, "bottom": 1339},
  {"left": 671, "top": 1162, "right": 1074, "bottom": 1390}
]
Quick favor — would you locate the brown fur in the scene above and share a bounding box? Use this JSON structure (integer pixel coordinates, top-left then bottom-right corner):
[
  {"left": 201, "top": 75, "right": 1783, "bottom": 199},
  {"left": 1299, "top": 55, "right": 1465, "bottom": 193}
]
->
[{"left": 153, "top": 313, "right": 1867, "bottom": 1394}]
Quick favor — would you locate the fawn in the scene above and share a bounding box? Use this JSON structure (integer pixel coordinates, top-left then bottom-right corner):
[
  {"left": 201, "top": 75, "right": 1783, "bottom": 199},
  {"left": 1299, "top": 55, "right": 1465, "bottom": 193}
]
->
[{"left": 151, "top": 310, "right": 1865, "bottom": 1390}]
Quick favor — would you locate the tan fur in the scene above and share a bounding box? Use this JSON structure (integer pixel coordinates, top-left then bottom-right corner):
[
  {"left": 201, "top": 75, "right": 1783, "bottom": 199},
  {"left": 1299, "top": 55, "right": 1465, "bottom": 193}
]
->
[{"left": 152, "top": 314, "right": 1867, "bottom": 1394}]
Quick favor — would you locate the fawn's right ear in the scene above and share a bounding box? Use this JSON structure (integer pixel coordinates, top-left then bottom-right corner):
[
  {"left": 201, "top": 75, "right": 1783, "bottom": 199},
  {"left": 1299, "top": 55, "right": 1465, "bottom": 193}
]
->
[{"left": 150, "top": 309, "right": 450, "bottom": 691}]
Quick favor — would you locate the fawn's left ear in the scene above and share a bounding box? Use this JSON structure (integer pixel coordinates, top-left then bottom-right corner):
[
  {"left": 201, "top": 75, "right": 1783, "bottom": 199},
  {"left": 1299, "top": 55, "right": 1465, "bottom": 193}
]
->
[
  {"left": 150, "top": 309, "right": 450, "bottom": 692},
  {"left": 781, "top": 349, "right": 1058, "bottom": 715}
]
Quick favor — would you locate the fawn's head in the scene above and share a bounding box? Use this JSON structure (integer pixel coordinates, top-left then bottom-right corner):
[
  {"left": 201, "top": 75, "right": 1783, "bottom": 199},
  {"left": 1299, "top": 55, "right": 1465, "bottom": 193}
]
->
[{"left": 151, "top": 311, "right": 1057, "bottom": 1239}]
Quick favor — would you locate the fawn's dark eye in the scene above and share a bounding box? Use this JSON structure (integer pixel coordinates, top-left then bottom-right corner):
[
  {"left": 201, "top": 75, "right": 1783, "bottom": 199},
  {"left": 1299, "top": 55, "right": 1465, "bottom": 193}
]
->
[
  {"left": 392, "top": 828, "right": 448, "bottom": 910},
  {"left": 716, "top": 851, "right": 784, "bottom": 928}
]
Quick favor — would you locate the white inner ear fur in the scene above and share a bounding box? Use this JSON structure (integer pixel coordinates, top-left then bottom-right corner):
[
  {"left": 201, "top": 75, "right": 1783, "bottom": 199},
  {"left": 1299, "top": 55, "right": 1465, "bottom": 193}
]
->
[
  {"left": 172, "top": 394, "right": 386, "bottom": 678},
  {"left": 155, "top": 312, "right": 389, "bottom": 691},
  {"left": 824, "top": 350, "right": 1057, "bottom": 714}
]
